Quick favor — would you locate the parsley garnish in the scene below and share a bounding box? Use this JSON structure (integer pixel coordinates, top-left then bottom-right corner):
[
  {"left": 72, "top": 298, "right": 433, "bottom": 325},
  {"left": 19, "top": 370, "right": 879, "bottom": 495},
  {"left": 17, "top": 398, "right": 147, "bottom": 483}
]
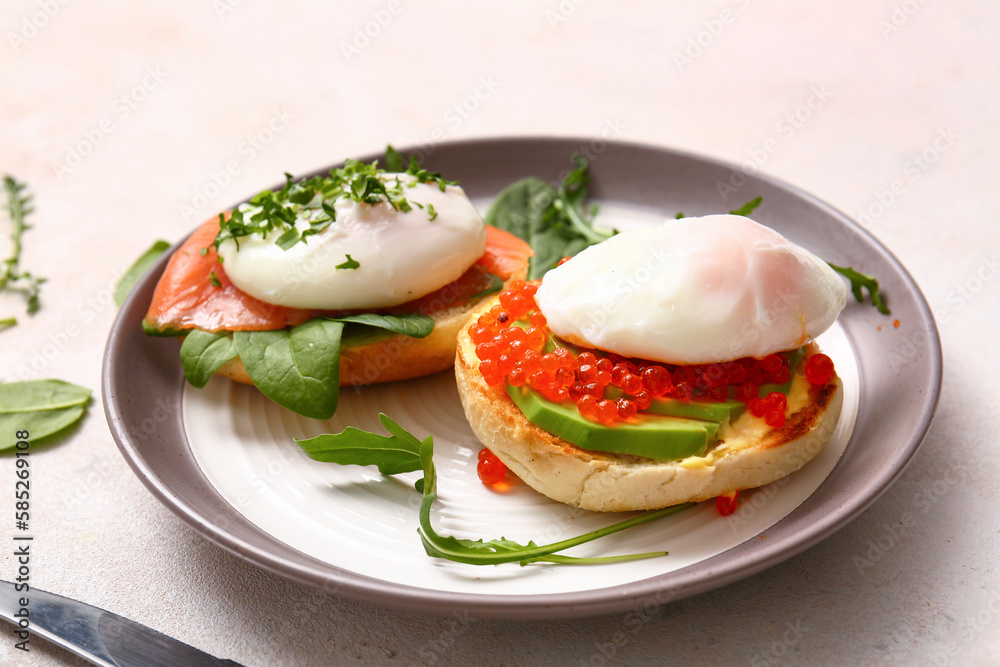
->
[
  {"left": 213, "top": 159, "right": 455, "bottom": 254},
  {"left": 209, "top": 271, "right": 222, "bottom": 287},
  {"left": 336, "top": 254, "right": 360, "bottom": 270}
]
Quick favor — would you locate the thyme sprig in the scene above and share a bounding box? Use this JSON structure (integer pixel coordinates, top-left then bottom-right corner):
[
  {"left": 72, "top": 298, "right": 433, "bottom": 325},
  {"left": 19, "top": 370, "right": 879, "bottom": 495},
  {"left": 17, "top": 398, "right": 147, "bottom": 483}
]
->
[
  {"left": 2, "top": 176, "right": 46, "bottom": 323},
  {"left": 213, "top": 158, "right": 455, "bottom": 253}
]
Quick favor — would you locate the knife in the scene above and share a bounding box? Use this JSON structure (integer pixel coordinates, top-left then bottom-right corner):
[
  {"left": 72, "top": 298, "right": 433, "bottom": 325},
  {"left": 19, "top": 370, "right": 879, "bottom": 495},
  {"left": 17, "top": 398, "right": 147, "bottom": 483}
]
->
[{"left": 0, "top": 580, "right": 244, "bottom": 666}]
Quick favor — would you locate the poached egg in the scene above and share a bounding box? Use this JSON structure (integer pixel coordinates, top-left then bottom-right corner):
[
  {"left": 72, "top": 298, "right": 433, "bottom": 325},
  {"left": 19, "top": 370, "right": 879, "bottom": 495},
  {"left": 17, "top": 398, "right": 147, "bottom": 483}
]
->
[
  {"left": 217, "top": 174, "right": 486, "bottom": 310},
  {"left": 534, "top": 214, "right": 847, "bottom": 364}
]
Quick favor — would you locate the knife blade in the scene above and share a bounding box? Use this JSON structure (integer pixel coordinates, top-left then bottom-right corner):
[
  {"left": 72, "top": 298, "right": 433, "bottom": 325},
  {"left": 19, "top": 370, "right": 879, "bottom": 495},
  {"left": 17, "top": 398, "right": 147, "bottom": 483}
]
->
[{"left": 0, "top": 580, "right": 244, "bottom": 667}]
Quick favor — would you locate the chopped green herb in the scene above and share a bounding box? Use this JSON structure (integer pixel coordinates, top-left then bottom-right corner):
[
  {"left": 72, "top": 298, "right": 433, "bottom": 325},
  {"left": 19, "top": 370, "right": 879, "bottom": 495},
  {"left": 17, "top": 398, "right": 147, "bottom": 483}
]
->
[
  {"left": 209, "top": 271, "right": 222, "bottom": 287},
  {"left": 427, "top": 203, "right": 437, "bottom": 221},
  {"left": 829, "top": 262, "right": 891, "bottom": 314},
  {"left": 1, "top": 176, "right": 46, "bottom": 321},
  {"left": 729, "top": 196, "right": 762, "bottom": 217},
  {"left": 214, "top": 159, "right": 453, "bottom": 254},
  {"left": 295, "top": 414, "right": 693, "bottom": 566},
  {"left": 336, "top": 254, "right": 360, "bottom": 271}
]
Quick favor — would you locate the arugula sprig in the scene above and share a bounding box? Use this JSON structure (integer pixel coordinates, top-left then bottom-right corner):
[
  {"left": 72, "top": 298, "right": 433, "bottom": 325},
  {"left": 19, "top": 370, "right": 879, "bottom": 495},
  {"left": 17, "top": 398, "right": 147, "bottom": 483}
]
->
[
  {"left": 214, "top": 158, "right": 455, "bottom": 253},
  {"left": 296, "top": 414, "right": 692, "bottom": 566},
  {"left": 485, "top": 154, "right": 614, "bottom": 279},
  {"left": 1, "top": 176, "right": 46, "bottom": 322},
  {"left": 828, "top": 262, "right": 890, "bottom": 314}
]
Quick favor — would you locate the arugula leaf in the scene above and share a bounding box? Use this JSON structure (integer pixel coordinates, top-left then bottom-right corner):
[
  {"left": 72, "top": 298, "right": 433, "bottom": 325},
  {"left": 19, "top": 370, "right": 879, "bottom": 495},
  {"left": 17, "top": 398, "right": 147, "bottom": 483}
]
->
[
  {"left": 234, "top": 319, "right": 344, "bottom": 420},
  {"left": 828, "top": 262, "right": 891, "bottom": 314},
  {"left": 114, "top": 239, "right": 171, "bottom": 307},
  {"left": 295, "top": 414, "right": 693, "bottom": 566},
  {"left": 1, "top": 176, "right": 45, "bottom": 321},
  {"left": 485, "top": 156, "right": 614, "bottom": 280},
  {"left": 0, "top": 380, "right": 91, "bottom": 450},
  {"left": 330, "top": 312, "right": 434, "bottom": 338},
  {"left": 729, "top": 196, "right": 762, "bottom": 217},
  {"left": 335, "top": 254, "right": 360, "bottom": 270},
  {"left": 296, "top": 413, "right": 422, "bottom": 475},
  {"left": 180, "top": 330, "right": 238, "bottom": 388}
]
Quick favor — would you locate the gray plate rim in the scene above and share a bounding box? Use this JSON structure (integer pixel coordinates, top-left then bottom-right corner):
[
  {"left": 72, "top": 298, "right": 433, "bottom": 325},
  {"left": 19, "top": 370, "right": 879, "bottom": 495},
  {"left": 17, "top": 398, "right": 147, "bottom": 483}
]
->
[{"left": 102, "top": 136, "right": 942, "bottom": 620}]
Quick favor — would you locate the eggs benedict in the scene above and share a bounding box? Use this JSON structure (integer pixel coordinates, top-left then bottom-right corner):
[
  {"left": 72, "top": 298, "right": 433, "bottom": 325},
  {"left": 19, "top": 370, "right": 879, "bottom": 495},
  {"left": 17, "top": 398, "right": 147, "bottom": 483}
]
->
[
  {"left": 144, "top": 159, "right": 532, "bottom": 419},
  {"left": 454, "top": 214, "right": 846, "bottom": 511}
]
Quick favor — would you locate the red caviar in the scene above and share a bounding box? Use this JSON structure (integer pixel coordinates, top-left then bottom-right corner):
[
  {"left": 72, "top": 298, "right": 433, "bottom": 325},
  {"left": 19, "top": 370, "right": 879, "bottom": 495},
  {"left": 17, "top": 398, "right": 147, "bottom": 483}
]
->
[
  {"left": 715, "top": 490, "right": 739, "bottom": 516},
  {"left": 804, "top": 353, "right": 835, "bottom": 386},
  {"left": 468, "top": 282, "right": 824, "bottom": 427},
  {"left": 477, "top": 448, "right": 507, "bottom": 486}
]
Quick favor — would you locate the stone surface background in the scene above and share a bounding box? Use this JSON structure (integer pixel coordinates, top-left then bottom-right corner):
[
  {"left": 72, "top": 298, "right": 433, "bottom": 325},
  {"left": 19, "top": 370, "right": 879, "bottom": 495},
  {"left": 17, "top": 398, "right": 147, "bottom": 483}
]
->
[{"left": 1, "top": 1, "right": 997, "bottom": 665}]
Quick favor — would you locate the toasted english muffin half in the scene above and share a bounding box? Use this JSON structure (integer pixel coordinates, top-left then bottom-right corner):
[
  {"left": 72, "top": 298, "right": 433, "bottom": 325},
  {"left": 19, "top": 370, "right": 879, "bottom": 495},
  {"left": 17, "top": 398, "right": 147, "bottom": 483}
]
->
[
  {"left": 454, "top": 299, "right": 843, "bottom": 512},
  {"left": 212, "top": 266, "right": 528, "bottom": 388}
]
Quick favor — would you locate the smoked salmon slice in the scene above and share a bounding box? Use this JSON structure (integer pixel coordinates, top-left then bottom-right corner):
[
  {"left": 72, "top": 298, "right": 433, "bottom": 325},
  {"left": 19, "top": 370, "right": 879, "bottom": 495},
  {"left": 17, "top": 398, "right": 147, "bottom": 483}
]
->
[{"left": 144, "top": 219, "right": 532, "bottom": 333}]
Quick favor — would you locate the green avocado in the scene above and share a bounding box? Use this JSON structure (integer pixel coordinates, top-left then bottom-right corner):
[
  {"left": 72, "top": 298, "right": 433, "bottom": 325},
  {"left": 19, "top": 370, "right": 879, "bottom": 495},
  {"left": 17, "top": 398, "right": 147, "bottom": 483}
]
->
[{"left": 506, "top": 384, "right": 719, "bottom": 461}]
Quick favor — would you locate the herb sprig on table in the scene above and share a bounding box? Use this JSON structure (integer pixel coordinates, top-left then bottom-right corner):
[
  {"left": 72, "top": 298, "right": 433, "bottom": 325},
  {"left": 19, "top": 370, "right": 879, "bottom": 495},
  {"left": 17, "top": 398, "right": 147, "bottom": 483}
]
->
[
  {"left": 1, "top": 176, "right": 45, "bottom": 326},
  {"left": 296, "top": 414, "right": 693, "bottom": 566}
]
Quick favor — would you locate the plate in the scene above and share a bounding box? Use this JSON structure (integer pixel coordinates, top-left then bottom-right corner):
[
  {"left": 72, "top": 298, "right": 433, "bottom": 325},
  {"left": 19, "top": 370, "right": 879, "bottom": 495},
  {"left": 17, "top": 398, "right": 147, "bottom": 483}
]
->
[{"left": 103, "top": 137, "right": 942, "bottom": 619}]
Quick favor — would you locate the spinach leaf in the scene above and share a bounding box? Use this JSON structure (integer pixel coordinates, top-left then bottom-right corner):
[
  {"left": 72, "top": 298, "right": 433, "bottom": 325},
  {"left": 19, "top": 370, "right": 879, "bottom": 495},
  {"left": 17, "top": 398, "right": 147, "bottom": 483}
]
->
[
  {"left": 485, "top": 156, "right": 614, "bottom": 279},
  {"left": 0, "top": 380, "right": 91, "bottom": 450},
  {"left": 234, "top": 319, "right": 344, "bottom": 420},
  {"left": 295, "top": 413, "right": 693, "bottom": 566},
  {"left": 115, "top": 240, "right": 171, "bottom": 307},
  {"left": 329, "top": 312, "right": 434, "bottom": 339},
  {"left": 180, "top": 330, "right": 238, "bottom": 388}
]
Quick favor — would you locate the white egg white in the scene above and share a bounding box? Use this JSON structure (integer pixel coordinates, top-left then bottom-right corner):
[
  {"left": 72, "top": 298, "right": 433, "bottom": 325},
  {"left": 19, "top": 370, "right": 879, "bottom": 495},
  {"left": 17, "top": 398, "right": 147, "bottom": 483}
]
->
[
  {"left": 534, "top": 214, "right": 847, "bottom": 364},
  {"left": 217, "top": 175, "right": 486, "bottom": 310}
]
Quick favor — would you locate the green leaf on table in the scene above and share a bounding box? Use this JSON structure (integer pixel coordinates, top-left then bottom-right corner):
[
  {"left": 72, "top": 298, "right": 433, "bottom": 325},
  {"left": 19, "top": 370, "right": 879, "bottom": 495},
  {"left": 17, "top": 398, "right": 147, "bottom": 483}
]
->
[
  {"left": 234, "top": 319, "right": 345, "bottom": 420},
  {"left": 180, "top": 330, "right": 238, "bottom": 388},
  {"left": 0, "top": 380, "right": 91, "bottom": 450},
  {"left": 115, "top": 240, "right": 171, "bottom": 307}
]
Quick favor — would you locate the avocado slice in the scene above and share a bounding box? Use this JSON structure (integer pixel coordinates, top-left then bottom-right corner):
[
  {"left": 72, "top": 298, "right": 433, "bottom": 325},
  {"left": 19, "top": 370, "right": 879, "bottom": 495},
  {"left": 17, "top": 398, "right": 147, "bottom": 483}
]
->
[
  {"left": 646, "top": 396, "right": 745, "bottom": 422},
  {"left": 506, "top": 384, "right": 718, "bottom": 461}
]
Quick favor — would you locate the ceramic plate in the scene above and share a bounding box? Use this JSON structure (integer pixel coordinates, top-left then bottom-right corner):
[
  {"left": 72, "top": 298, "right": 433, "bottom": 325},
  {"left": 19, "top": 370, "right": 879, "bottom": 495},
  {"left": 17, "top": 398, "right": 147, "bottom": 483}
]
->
[{"left": 103, "top": 137, "right": 941, "bottom": 619}]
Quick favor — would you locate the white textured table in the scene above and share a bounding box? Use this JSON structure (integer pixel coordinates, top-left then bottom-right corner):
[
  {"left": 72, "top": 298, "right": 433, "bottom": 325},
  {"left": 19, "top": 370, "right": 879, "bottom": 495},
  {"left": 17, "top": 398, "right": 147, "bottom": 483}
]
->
[{"left": 2, "top": 1, "right": 997, "bottom": 665}]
